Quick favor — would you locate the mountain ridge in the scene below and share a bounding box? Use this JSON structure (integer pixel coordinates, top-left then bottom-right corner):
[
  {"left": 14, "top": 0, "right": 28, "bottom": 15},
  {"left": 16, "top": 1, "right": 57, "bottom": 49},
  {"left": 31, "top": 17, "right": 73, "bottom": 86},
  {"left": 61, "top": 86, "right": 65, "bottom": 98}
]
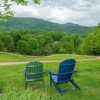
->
[{"left": 0, "top": 17, "right": 94, "bottom": 34}]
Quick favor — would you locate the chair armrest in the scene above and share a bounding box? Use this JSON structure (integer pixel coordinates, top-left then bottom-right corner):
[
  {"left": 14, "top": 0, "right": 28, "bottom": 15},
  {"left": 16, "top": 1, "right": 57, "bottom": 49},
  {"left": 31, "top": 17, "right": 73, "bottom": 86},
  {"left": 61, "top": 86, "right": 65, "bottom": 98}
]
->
[
  {"left": 48, "top": 70, "right": 75, "bottom": 75},
  {"left": 58, "top": 70, "right": 75, "bottom": 75},
  {"left": 48, "top": 70, "right": 58, "bottom": 75}
]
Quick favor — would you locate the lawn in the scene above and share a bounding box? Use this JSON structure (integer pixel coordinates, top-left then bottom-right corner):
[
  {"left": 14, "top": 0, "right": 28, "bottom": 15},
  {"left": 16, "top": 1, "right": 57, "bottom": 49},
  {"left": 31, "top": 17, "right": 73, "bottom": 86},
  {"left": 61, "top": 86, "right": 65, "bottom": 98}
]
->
[
  {"left": 0, "top": 52, "right": 96, "bottom": 62},
  {"left": 0, "top": 60, "right": 100, "bottom": 100},
  {"left": 0, "top": 52, "right": 34, "bottom": 62}
]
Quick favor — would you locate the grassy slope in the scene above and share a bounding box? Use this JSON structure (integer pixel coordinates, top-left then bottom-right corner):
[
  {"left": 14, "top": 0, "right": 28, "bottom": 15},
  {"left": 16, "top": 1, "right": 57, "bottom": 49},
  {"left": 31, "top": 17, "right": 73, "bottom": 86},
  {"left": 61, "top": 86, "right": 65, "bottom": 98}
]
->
[
  {"left": 0, "top": 52, "right": 34, "bottom": 62},
  {"left": 0, "top": 60, "right": 100, "bottom": 100},
  {"left": 0, "top": 52, "right": 96, "bottom": 62}
]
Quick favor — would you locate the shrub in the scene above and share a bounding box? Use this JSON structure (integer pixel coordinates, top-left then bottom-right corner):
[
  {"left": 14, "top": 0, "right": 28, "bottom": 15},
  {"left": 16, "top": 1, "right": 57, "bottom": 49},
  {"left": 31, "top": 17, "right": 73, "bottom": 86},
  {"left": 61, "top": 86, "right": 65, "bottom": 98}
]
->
[{"left": 0, "top": 87, "right": 53, "bottom": 100}]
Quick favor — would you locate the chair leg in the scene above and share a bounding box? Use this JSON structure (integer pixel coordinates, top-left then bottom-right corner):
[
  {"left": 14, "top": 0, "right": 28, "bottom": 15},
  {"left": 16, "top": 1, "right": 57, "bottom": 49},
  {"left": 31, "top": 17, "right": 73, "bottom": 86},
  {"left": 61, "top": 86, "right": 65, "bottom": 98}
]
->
[
  {"left": 50, "top": 78, "right": 52, "bottom": 86},
  {"left": 54, "top": 83, "right": 63, "bottom": 95},
  {"left": 25, "top": 82, "right": 27, "bottom": 90},
  {"left": 70, "top": 79, "right": 80, "bottom": 89}
]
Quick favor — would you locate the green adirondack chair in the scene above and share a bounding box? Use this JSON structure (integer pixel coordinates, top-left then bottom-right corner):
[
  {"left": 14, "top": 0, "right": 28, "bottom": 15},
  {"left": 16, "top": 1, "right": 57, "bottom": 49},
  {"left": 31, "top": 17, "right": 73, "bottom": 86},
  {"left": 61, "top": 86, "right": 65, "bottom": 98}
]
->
[{"left": 24, "top": 61, "right": 45, "bottom": 89}]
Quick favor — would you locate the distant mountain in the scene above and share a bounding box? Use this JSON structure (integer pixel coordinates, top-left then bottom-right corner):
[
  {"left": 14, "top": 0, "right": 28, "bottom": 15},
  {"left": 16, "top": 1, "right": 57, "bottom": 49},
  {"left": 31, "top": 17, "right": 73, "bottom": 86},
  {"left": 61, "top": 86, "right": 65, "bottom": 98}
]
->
[{"left": 0, "top": 17, "right": 94, "bottom": 34}]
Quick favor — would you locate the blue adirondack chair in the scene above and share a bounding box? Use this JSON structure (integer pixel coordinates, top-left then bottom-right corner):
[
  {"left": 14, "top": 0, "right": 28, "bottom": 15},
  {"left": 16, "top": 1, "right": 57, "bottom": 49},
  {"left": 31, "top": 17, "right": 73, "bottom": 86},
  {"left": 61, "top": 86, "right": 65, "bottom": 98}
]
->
[
  {"left": 24, "top": 61, "right": 45, "bottom": 89},
  {"left": 49, "top": 59, "right": 80, "bottom": 95}
]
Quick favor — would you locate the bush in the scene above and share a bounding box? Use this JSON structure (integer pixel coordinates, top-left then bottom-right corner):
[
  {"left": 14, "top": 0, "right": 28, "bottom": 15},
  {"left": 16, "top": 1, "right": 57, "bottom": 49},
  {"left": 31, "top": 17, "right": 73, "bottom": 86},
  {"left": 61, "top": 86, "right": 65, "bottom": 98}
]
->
[
  {"left": 80, "top": 27, "right": 100, "bottom": 55},
  {"left": 0, "top": 87, "right": 53, "bottom": 100}
]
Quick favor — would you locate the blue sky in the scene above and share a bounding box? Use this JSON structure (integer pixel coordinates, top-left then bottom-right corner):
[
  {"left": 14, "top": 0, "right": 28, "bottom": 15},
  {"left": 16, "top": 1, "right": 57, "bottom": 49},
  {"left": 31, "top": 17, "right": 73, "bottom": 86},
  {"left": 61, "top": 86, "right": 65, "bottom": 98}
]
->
[{"left": 1, "top": 0, "right": 100, "bottom": 26}]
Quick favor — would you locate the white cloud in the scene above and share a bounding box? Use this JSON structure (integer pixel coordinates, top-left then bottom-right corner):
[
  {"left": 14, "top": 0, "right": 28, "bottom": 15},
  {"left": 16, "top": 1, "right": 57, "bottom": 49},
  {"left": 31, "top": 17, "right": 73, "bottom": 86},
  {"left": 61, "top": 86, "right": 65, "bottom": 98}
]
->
[
  {"left": 1, "top": 0, "right": 100, "bottom": 26},
  {"left": 46, "top": 8, "right": 71, "bottom": 23},
  {"left": 12, "top": 5, "right": 38, "bottom": 17}
]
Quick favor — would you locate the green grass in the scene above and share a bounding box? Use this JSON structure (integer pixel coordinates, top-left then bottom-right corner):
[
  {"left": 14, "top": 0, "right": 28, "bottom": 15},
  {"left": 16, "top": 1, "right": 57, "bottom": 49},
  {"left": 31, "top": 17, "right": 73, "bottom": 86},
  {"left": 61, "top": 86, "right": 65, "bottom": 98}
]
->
[
  {"left": 0, "top": 52, "right": 34, "bottom": 62},
  {"left": 0, "top": 52, "right": 96, "bottom": 62},
  {"left": 0, "top": 60, "right": 100, "bottom": 100}
]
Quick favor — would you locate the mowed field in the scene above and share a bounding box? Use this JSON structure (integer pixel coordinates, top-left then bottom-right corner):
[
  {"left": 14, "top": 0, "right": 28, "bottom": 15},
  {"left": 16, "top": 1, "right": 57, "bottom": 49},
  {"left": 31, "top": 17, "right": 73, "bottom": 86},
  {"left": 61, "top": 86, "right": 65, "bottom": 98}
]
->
[
  {"left": 0, "top": 53, "right": 100, "bottom": 100},
  {"left": 0, "top": 52, "right": 96, "bottom": 62}
]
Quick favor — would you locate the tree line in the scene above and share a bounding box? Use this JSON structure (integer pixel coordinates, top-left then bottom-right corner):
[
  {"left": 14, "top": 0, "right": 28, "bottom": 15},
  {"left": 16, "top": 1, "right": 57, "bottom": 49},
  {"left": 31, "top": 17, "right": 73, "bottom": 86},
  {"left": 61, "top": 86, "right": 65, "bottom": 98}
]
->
[{"left": 0, "top": 27, "right": 100, "bottom": 56}]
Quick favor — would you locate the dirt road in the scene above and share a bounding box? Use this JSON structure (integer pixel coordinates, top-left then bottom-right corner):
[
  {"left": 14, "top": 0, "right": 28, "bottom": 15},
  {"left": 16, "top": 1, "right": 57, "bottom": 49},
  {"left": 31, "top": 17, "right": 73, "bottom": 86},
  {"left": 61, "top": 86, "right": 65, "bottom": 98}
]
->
[{"left": 0, "top": 57, "right": 100, "bottom": 66}]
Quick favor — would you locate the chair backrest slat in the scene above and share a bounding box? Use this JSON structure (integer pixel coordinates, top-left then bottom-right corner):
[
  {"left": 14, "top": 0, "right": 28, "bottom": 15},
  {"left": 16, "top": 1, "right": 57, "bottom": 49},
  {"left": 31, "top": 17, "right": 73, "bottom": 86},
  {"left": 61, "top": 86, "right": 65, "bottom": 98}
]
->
[
  {"left": 58, "top": 59, "right": 76, "bottom": 82},
  {"left": 26, "top": 61, "right": 43, "bottom": 80}
]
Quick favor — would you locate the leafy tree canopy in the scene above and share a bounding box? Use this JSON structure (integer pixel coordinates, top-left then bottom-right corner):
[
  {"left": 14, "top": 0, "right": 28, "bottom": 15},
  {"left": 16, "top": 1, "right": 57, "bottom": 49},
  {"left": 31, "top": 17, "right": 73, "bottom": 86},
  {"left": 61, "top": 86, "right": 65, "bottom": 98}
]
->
[
  {"left": 0, "top": 0, "right": 40, "bottom": 21},
  {"left": 80, "top": 27, "right": 100, "bottom": 55}
]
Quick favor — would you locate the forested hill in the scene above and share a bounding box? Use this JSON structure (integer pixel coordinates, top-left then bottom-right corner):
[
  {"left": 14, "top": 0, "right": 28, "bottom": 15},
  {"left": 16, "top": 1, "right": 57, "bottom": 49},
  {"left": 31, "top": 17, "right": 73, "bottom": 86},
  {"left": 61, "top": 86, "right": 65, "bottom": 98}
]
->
[{"left": 0, "top": 17, "right": 94, "bottom": 34}]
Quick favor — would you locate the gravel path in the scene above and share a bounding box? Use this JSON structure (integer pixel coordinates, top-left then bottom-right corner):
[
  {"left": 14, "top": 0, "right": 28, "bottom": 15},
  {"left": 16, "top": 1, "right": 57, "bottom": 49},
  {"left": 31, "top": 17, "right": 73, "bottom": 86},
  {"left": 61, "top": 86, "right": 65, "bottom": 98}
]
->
[{"left": 0, "top": 57, "right": 100, "bottom": 66}]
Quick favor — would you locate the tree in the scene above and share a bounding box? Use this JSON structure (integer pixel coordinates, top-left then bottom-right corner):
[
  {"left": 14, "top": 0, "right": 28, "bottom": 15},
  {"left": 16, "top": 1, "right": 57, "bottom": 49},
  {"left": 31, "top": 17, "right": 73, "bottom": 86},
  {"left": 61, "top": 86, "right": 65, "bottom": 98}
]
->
[
  {"left": 71, "top": 34, "right": 82, "bottom": 52},
  {"left": 43, "top": 44, "right": 52, "bottom": 55},
  {"left": 68, "top": 40, "right": 74, "bottom": 53},
  {"left": 3, "top": 35, "right": 15, "bottom": 52},
  {"left": 28, "top": 38, "right": 38, "bottom": 50},
  {"left": 17, "top": 40, "right": 29, "bottom": 55},
  {"left": 59, "top": 48, "right": 66, "bottom": 54},
  {"left": 0, "top": 30, "right": 87, "bottom": 56},
  {"left": 0, "top": 39, "right": 4, "bottom": 51},
  {"left": 80, "top": 27, "right": 100, "bottom": 55},
  {"left": 12, "top": 31, "right": 22, "bottom": 47},
  {"left": 52, "top": 41, "right": 60, "bottom": 54},
  {"left": 61, "top": 35, "right": 71, "bottom": 53},
  {"left": 37, "top": 35, "right": 45, "bottom": 49},
  {"left": 0, "top": 0, "right": 40, "bottom": 21},
  {"left": 28, "top": 38, "right": 38, "bottom": 55},
  {"left": 51, "top": 32, "right": 64, "bottom": 41}
]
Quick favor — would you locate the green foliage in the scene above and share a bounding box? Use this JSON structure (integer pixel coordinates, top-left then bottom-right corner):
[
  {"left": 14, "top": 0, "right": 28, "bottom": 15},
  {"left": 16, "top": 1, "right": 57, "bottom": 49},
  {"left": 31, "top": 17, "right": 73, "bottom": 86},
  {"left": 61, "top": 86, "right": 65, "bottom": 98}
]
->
[
  {"left": 0, "top": 18, "right": 93, "bottom": 34},
  {"left": 0, "top": 26, "right": 99, "bottom": 56},
  {"left": 43, "top": 44, "right": 52, "bottom": 55},
  {"left": 12, "top": 31, "right": 22, "bottom": 47},
  {"left": 28, "top": 38, "right": 38, "bottom": 50},
  {"left": 60, "top": 35, "right": 73, "bottom": 53},
  {"left": 52, "top": 41, "right": 60, "bottom": 53},
  {"left": 0, "top": 31, "right": 83, "bottom": 55},
  {"left": 17, "top": 40, "right": 29, "bottom": 55},
  {"left": 0, "top": 87, "right": 52, "bottom": 100},
  {"left": 0, "top": 0, "right": 40, "bottom": 22},
  {"left": 2, "top": 35, "right": 15, "bottom": 52},
  {"left": 80, "top": 27, "right": 100, "bottom": 55},
  {"left": 0, "top": 39, "right": 4, "bottom": 51},
  {"left": 28, "top": 38, "right": 39, "bottom": 55},
  {"left": 69, "top": 40, "right": 74, "bottom": 53}
]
